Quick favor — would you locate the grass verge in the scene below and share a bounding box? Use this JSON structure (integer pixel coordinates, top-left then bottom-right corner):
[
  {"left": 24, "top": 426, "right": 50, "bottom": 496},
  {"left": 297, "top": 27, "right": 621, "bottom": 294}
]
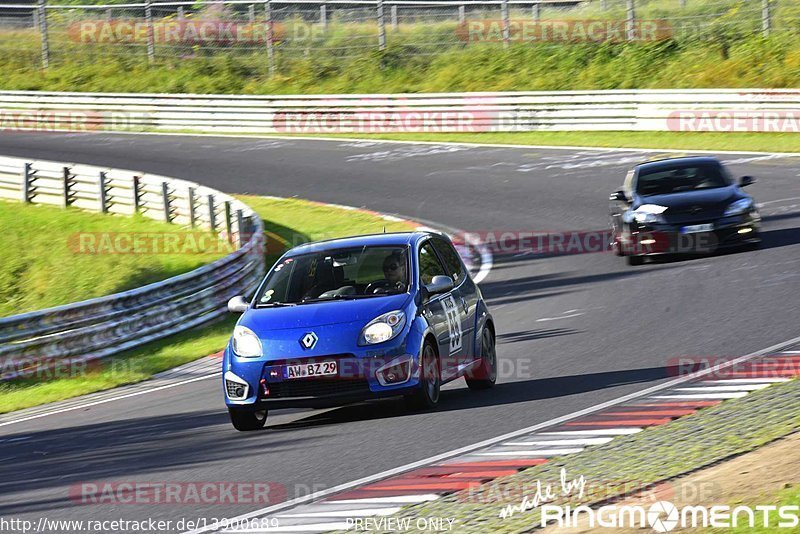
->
[
  {"left": 349, "top": 378, "right": 800, "bottom": 534},
  {"left": 283, "top": 131, "right": 800, "bottom": 154},
  {"left": 0, "top": 195, "right": 416, "bottom": 414},
  {"left": 0, "top": 199, "right": 225, "bottom": 316}
]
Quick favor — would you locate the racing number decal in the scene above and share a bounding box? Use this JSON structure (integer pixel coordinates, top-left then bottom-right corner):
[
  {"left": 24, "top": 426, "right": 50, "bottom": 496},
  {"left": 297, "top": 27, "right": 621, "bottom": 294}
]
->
[{"left": 442, "top": 295, "right": 462, "bottom": 354}]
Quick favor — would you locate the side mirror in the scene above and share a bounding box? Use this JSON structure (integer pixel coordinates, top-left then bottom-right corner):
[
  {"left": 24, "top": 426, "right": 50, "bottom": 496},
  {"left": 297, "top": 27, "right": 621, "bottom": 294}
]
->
[
  {"left": 609, "top": 189, "right": 628, "bottom": 202},
  {"left": 227, "top": 295, "right": 249, "bottom": 313},
  {"left": 739, "top": 176, "right": 755, "bottom": 187},
  {"left": 425, "top": 275, "right": 454, "bottom": 296}
]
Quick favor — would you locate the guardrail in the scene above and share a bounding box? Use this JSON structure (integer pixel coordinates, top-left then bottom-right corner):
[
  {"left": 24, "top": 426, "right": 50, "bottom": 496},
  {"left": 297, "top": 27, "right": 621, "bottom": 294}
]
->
[
  {"left": 0, "top": 155, "right": 266, "bottom": 381},
  {"left": 0, "top": 89, "right": 798, "bottom": 133}
]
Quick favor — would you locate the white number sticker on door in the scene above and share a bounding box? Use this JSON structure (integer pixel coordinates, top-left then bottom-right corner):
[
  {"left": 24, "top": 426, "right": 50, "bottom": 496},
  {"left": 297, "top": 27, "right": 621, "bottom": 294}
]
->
[{"left": 442, "top": 295, "right": 462, "bottom": 354}]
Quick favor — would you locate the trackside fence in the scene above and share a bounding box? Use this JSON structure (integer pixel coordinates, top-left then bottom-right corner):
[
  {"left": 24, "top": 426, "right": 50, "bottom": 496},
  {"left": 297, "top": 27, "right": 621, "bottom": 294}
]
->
[
  {"left": 0, "top": 89, "right": 799, "bottom": 133},
  {"left": 0, "top": 155, "right": 266, "bottom": 381}
]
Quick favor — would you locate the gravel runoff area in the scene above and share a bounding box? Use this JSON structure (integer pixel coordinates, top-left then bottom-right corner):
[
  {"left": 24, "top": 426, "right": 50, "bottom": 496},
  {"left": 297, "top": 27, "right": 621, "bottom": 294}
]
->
[{"left": 349, "top": 378, "right": 800, "bottom": 534}]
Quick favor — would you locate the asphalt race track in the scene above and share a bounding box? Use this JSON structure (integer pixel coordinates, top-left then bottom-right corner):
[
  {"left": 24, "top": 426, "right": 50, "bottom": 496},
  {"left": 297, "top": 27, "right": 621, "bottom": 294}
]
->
[{"left": 1, "top": 132, "right": 799, "bottom": 529}]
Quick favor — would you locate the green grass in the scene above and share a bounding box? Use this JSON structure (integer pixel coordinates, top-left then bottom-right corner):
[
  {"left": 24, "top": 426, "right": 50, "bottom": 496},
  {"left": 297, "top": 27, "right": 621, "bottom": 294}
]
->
[
  {"left": 0, "top": 200, "right": 225, "bottom": 317},
  {"left": 284, "top": 131, "right": 800, "bottom": 153},
  {"left": 0, "top": 195, "right": 416, "bottom": 414},
  {"left": 707, "top": 483, "right": 800, "bottom": 533}
]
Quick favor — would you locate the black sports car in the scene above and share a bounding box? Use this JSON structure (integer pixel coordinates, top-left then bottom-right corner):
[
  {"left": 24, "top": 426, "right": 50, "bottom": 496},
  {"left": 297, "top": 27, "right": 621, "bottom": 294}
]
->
[{"left": 609, "top": 156, "right": 761, "bottom": 265}]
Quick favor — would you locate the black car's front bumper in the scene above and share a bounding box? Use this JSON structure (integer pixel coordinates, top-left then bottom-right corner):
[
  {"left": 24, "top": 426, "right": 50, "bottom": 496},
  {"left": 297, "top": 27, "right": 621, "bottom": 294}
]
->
[{"left": 622, "top": 213, "right": 760, "bottom": 256}]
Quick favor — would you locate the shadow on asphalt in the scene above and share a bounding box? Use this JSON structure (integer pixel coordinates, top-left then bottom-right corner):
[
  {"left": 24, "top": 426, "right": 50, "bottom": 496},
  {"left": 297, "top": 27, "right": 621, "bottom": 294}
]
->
[{"left": 268, "top": 364, "right": 681, "bottom": 432}]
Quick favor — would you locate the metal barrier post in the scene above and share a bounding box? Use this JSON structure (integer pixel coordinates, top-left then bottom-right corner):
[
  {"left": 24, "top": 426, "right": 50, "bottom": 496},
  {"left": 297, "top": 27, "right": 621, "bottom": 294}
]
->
[
  {"left": 762, "top": 0, "right": 771, "bottom": 36},
  {"left": 63, "top": 167, "right": 72, "bottom": 207},
  {"left": 391, "top": 5, "right": 398, "bottom": 31},
  {"left": 249, "top": 4, "right": 256, "bottom": 24},
  {"left": 532, "top": 3, "right": 540, "bottom": 22},
  {"left": 626, "top": 0, "right": 636, "bottom": 41},
  {"left": 458, "top": 5, "right": 465, "bottom": 24},
  {"left": 236, "top": 209, "right": 245, "bottom": 247},
  {"left": 321, "top": 3, "right": 327, "bottom": 29},
  {"left": 22, "top": 163, "right": 33, "bottom": 203},
  {"left": 99, "top": 172, "right": 109, "bottom": 213},
  {"left": 145, "top": 0, "right": 155, "bottom": 63},
  {"left": 188, "top": 187, "right": 197, "bottom": 227},
  {"left": 177, "top": 6, "right": 184, "bottom": 20},
  {"left": 37, "top": 0, "right": 49, "bottom": 69},
  {"left": 378, "top": 0, "right": 387, "bottom": 50},
  {"left": 161, "top": 181, "right": 172, "bottom": 222},
  {"left": 501, "top": 0, "right": 509, "bottom": 49},
  {"left": 133, "top": 175, "right": 142, "bottom": 212},
  {"left": 208, "top": 194, "right": 216, "bottom": 230},
  {"left": 265, "top": 0, "right": 275, "bottom": 76},
  {"left": 224, "top": 201, "right": 233, "bottom": 243}
]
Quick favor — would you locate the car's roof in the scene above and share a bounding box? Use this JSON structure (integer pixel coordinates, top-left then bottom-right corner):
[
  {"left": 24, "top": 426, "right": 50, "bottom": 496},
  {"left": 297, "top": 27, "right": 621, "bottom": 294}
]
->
[
  {"left": 635, "top": 156, "right": 721, "bottom": 173},
  {"left": 288, "top": 231, "right": 436, "bottom": 255}
]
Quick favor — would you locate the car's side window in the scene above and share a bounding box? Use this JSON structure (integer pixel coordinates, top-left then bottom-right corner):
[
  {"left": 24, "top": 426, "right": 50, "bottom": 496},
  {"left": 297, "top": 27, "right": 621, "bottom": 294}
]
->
[
  {"left": 418, "top": 241, "right": 447, "bottom": 286},
  {"left": 431, "top": 237, "right": 463, "bottom": 283}
]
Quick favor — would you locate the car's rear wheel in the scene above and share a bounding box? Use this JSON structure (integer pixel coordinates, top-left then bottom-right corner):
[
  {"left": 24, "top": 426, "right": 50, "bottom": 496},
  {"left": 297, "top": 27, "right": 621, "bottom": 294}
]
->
[
  {"left": 466, "top": 328, "right": 497, "bottom": 390},
  {"left": 405, "top": 341, "right": 440, "bottom": 410},
  {"left": 228, "top": 407, "right": 268, "bottom": 431}
]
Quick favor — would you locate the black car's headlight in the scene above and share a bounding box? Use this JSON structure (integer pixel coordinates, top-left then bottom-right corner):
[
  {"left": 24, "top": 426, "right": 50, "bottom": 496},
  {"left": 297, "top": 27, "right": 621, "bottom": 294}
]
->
[
  {"left": 359, "top": 310, "right": 406, "bottom": 346},
  {"left": 625, "top": 204, "right": 667, "bottom": 225},
  {"left": 724, "top": 198, "right": 754, "bottom": 217}
]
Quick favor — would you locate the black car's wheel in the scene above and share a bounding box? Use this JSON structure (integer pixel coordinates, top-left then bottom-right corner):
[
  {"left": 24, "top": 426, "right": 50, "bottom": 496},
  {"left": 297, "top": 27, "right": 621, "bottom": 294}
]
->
[
  {"left": 466, "top": 328, "right": 497, "bottom": 390},
  {"left": 228, "top": 407, "right": 268, "bottom": 431},
  {"left": 405, "top": 341, "right": 440, "bottom": 410},
  {"left": 627, "top": 254, "right": 644, "bottom": 266}
]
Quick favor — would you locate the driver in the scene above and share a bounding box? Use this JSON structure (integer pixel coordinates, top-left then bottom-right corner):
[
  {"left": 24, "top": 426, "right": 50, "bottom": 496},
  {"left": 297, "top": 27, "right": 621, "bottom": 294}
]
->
[{"left": 368, "top": 251, "right": 407, "bottom": 294}]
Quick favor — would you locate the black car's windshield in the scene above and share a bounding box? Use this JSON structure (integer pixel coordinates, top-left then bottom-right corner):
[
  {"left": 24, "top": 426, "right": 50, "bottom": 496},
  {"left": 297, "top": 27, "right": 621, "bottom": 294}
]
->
[
  {"left": 636, "top": 163, "right": 731, "bottom": 196},
  {"left": 255, "top": 245, "right": 409, "bottom": 306}
]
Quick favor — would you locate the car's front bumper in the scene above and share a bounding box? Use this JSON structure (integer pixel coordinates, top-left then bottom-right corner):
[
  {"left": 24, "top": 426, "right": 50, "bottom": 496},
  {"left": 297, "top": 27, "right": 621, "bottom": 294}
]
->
[
  {"left": 223, "top": 333, "right": 425, "bottom": 410},
  {"left": 622, "top": 213, "right": 760, "bottom": 256}
]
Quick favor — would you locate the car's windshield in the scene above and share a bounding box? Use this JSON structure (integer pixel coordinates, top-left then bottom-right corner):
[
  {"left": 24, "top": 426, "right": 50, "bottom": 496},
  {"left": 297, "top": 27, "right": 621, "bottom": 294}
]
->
[
  {"left": 636, "top": 163, "right": 731, "bottom": 196},
  {"left": 255, "top": 245, "right": 410, "bottom": 306}
]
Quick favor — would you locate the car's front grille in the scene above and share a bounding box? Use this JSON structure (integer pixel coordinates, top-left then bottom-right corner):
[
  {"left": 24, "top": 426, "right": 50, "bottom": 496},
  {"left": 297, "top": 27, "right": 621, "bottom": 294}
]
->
[{"left": 265, "top": 378, "right": 371, "bottom": 399}]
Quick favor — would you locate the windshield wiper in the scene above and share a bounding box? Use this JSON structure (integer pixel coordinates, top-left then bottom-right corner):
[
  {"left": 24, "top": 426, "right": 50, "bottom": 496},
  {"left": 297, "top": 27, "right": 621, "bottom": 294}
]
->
[{"left": 257, "top": 302, "right": 297, "bottom": 308}]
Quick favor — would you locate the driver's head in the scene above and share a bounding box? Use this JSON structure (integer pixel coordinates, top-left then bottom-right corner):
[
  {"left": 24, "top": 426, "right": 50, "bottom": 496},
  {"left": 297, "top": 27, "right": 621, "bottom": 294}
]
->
[{"left": 383, "top": 252, "right": 406, "bottom": 284}]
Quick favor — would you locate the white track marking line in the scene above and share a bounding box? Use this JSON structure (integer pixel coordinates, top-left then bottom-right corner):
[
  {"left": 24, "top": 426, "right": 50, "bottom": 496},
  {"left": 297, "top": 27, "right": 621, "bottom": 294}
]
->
[
  {"left": 329, "top": 495, "right": 439, "bottom": 505},
  {"left": 675, "top": 385, "right": 770, "bottom": 392},
  {"left": 535, "top": 429, "right": 643, "bottom": 436},
  {"left": 779, "top": 350, "right": 800, "bottom": 354},
  {"left": 652, "top": 393, "right": 749, "bottom": 399},
  {"left": 476, "top": 448, "right": 585, "bottom": 457},
  {"left": 536, "top": 312, "right": 584, "bottom": 322},
  {"left": 277, "top": 507, "right": 401, "bottom": 518},
  {"left": 702, "top": 378, "right": 790, "bottom": 384},
  {"left": 183, "top": 333, "right": 800, "bottom": 534},
  {"left": 0, "top": 373, "right": 215, "bottom": 428},
  {"left": 502, "top": 438, "right": 614, "bottom": 446}
]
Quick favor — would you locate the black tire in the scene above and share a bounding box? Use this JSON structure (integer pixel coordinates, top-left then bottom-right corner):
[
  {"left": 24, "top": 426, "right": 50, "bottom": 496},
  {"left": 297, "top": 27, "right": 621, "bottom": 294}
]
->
[
  {"left": 228, "top": 407, "right": 268, "bottom": 431},
  {"left": 466, "top": 328, "right": 497, "bottom": 390},
  {"left": 627, "top": 254, "right": 644, "bottom": 266},
  {"left": 405, "top": 341, "right": 440, "bottom": 410}
]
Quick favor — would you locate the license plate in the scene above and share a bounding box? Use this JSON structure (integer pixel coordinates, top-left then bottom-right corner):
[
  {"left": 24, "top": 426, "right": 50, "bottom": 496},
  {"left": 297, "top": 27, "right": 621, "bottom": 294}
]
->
[
  {"left": 284, "top": 361, "right": 338, "bottom": 379},
  {"left": 681, "top": 223, "right": 714, "bottom": 234}
]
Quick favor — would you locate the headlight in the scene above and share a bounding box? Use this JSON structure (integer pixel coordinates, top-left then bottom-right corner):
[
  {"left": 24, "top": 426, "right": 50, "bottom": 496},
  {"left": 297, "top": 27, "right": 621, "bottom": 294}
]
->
[
  {"left": 359, "top": 310, "right": 406, "bottom": 346},
  {"left": 724, "top": 198, "right": 754, "bottom": 216},
  {"left": 231, "top": 325, "right": 262, "bottom": 357},
  {"left": 626, "top": 204, "right": 667, "bottom": 225}
]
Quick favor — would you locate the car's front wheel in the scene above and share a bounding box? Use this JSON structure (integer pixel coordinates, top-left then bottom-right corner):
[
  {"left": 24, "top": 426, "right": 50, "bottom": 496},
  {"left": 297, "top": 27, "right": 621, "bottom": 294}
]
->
[
  {"left": 466, "top": 328, "right": 497, "bottom": 390},
  {"left": 405, "top": 341, "right": 440, "bottom": 410},
  {"left": 228, "top": 407, "right": 268, "bottom": 431}
]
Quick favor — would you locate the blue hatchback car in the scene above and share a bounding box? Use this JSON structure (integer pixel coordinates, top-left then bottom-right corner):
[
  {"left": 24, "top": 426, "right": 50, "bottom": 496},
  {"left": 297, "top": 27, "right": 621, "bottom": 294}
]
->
[{"left": 223, "top": 231, "right": 496, "bottom": 431}]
